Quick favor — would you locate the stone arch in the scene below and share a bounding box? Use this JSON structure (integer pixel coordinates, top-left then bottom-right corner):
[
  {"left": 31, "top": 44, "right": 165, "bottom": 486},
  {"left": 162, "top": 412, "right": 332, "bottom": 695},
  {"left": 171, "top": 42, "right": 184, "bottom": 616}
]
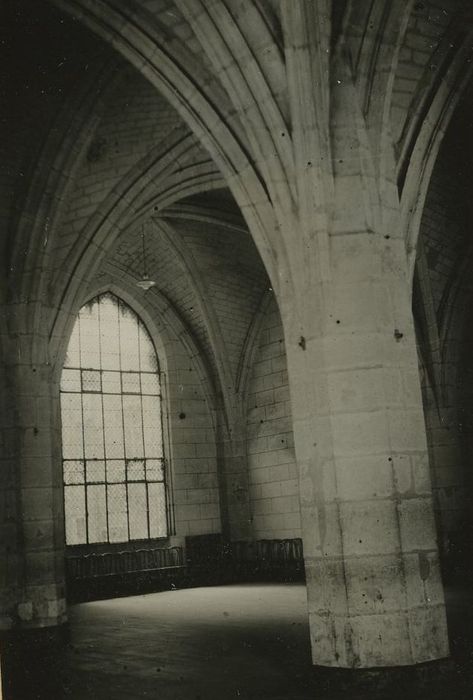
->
[
  {"left": 48, "top": 130, "right": 222, "bottom": 336},
  {"left": 47, "top": 0, "right": 286, "bottom": 291},
  {"left": 56, "top": 278, "right": 225, "bottom": 548},
  {"left": 51, "top": 274, "right": 220, "bottom": 421},
  {"left": 399, "top": 30, "right": 473, "bottom": 281}
]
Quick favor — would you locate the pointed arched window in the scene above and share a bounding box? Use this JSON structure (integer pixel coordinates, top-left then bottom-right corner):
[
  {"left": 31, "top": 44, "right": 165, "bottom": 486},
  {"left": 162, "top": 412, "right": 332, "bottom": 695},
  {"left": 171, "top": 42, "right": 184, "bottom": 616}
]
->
[{"left": 60, "top": 293, "right": 168, "bottom": 545}]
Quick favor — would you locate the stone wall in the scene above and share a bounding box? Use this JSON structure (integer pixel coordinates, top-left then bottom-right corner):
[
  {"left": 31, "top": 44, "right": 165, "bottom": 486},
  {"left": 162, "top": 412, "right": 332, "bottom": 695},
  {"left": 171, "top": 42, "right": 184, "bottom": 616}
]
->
[{"left": 246, "top": 297, "right": 301, "bottom": 540}]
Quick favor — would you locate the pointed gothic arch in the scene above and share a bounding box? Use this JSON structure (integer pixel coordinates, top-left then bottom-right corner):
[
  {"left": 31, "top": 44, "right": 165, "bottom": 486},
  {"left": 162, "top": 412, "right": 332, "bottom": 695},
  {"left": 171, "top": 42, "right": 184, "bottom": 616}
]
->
[{"left": 60, "top": 292, "right": 172, "bottom": 546}]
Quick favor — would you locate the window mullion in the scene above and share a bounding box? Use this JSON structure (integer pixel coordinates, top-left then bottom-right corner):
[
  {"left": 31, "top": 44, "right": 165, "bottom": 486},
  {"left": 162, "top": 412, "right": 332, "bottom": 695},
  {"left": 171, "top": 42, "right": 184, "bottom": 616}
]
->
[
  {"left": 98, "top": 297, "right": 110, "bottom": 544},
  {"left": 161, "top": 373, "right": 174, "bottom": 536},
  {"left": 137, "top": 321, "right": 151, "bottom": 540},
  {"left": 77, "top": 315, "right": 90, "bottom": 545},
  {"left": 118, "top": 303, "right": 131, "bottom": 543}
]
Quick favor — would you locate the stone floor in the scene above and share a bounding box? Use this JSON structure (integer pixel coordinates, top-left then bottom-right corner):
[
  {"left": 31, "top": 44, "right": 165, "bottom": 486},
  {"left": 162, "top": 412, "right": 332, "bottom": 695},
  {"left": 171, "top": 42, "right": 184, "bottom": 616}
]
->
[
  {"left": 59, "top": 583, "right": 472, "bottom": 700},
  {"left": 64, "top": 584, "right": 312, "bottom": 699},
  {"left": 3, "top": 583, "right": 473, "bottom": 699}
]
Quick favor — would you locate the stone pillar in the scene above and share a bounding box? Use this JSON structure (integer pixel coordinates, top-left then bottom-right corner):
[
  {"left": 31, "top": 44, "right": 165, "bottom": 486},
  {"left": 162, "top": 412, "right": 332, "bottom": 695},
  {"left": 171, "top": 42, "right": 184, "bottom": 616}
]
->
[
  {"left": 0, "top": 311, "right": 67, "bottom": 696},
  {"left": 0, "top": 304, "right": 66, "bottom": 700},
  {"left": 271, "top": 10, "right": 451, "bottom": 662},
  {"left": 218, "top": 410, "right": 252, "bottom": 541},
  {"left": 280, "top": 210, "right": 449, "bottom": 669}
]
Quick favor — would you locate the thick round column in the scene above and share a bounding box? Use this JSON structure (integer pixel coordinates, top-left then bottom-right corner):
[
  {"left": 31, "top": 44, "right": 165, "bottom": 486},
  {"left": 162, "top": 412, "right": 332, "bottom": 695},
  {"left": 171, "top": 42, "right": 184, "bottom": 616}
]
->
[
  {"left": 0, "top": 324, "right": 66, "bottom": 633},
  {"left": 0, "top": 321, "right": 67, "bottom": 698},
  {"left": 282, "top": 229, "right": 449, "bottom": 668}
]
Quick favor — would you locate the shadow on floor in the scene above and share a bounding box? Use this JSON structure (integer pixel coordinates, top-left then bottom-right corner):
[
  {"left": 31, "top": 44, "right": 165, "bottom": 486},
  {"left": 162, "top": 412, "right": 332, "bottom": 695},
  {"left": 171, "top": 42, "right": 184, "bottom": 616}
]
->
[{"left": 2, "top": 584, "right": 472, "bottom": 700}]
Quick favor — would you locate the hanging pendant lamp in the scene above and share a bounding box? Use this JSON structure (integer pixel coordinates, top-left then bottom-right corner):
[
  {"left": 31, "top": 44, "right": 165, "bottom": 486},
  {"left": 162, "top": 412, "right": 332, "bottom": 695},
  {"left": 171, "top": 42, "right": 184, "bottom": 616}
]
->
[{"left": 136, "top": 223, "right": 156, "bottom": 290}]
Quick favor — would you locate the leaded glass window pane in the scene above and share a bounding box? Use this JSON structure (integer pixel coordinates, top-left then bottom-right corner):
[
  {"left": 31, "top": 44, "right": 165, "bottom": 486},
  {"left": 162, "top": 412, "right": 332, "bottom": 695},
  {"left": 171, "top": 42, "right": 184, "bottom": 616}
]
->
[
  {"left": 146, "top": 459, "right": 164, "bottom": 482},
  {"left": 148, "top": 482, "right": 167, "bottom": 538},
  {"left": 61, "top": 368, "right": 81, "bottom": 393},
  {"left": 128, "top": 483, "right": 148, "bottom": 540},
  {"left": 142, "top": 395, "right": 163, "bottom": 457},
  {"left": 61, "top": 293, "right": 168, "bottom": 545},
  {"left": 81, "top": 369, "right": 101, "bottom": 393},
  {"left": 103, "top": 394, "right": 124, "bottom": 458},
  {"left": 64, "top": 323, "right": 80, "bottom": 369},
  {"left": 119, "top": 305, "right": 140, "bottom": 371},
  {"left": 123, "top": 394, "right": 143, "bottom": 458},
  {"left": 82, "top": 393, "right": 104, "bottom": 459},
  {"left": 106, "top": 459, "right": 126, "bottom": 483},
  {"left": 121, "top": 372, "right": 141, "bottom": 394},
  {"left": 64, "top": 460, "right": 85, "bottom": 485},
  {"left": 64, "top": 485, "right": 86, "bottom": 545},
  {"left": 61, "top": 394, "right": 83, "bottom": 460},
  {"left": 79, "top": 303, "right": 101, "bottom": 369},
  {"left": 107, "top": 484, "right": 128, "bottom": 542},
  {"left": 87, "top": 484, "right": 107, "bottom": 543},
  {"left": 141, "top": 373, "right": 160, "bottom": 396},
  {"left": 99, "top": 295, "right": 120, "bottom": 370},
  {"left": 102, "top": 371, "right": 121, "bottom": 394},
  {"left": 86, "top": 460, "right": 105, "bottom": 483},
  {"left": 138, "top": 322, "right": 158, "bottom": 372},
  {"left": 127, "top": 459, "right": 145, "bottom": 481}
]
